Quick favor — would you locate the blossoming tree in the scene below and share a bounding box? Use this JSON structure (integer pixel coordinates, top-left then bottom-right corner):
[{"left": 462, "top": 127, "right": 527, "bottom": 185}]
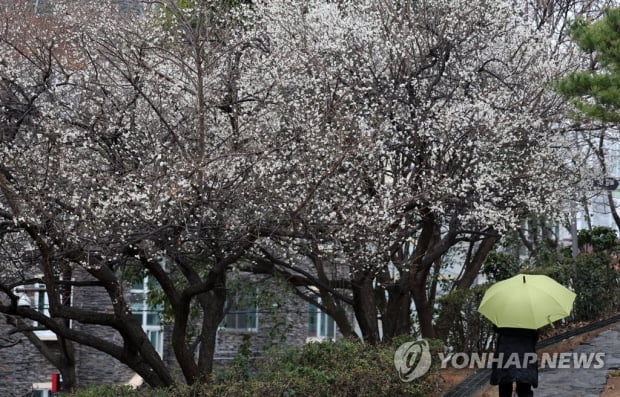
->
[
  {"left": 242, "top": 0, "right": 598, "bottom": 340},
  {"left": 0, "top": 0, "right": 611, "bottom": 390}
]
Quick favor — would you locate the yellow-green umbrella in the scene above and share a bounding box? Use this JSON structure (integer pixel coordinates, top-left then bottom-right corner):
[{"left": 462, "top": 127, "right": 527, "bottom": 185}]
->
[{"left": 478, "top": 274, "right": 576, "bottom": 329}]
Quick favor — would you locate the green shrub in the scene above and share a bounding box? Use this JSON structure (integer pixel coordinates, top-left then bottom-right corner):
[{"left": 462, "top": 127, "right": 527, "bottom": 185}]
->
[
  {"left": 529, "top": 250, "right": 620, "bottom": 322},
  {"left": 577, "top": 226, "right": 619, "bottom": 251},
  {"left": 68, "top": 384, "right": 193, "bottom": 397},
  {"left": 68, "top": 385, "right": 138, "bottom": 397},
  {"left": 482, "top": 252, "right": 522, "bottom": 282},
  {"left": 572, "top": 252, "right": 619, "bottom": 320},
  {"left": 525, "top": 261, "right": 572, "bottom": 288},
  {"left": 69, "top": 339, "right": 440, "bottom": 397},
  {"left": 435, "top": 285, "right": 494, "bottom": 352},
  {"left": 238, "top": 338, "right": 437, "bottom": 397}
]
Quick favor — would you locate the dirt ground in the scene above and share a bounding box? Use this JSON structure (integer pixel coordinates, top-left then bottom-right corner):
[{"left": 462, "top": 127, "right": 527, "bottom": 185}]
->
[
  {"left": 435, "top": 322, "right": 620, "bottom": 397},
  {"left": 600, "top": 370, "right": 620, "bottom": 397}
]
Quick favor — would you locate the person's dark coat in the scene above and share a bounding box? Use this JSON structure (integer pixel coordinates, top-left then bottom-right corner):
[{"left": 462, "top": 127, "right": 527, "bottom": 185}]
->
[{"left": 490, "top": 326, "right": 539, "bottom": 387}]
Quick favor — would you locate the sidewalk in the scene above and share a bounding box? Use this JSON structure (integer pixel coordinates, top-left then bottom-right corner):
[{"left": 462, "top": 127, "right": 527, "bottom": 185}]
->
[
  {"left": 471, "top": 323, "right": 620, "bottom": 397},
  {"left": 533, "top": 324, "right": 620, "bottom": 397}
]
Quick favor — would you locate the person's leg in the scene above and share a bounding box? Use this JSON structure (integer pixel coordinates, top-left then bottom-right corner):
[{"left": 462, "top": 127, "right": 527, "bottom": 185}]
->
[
  {"left": 498, "top": 382, "right": 514, "bottom": 397},
  {"left": 515, "top": 382, "right": 533, "bottom": 397}
]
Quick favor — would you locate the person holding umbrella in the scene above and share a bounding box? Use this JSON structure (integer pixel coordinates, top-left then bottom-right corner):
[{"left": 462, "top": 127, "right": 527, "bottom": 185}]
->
[
  {"left": 490, "top": 325, "right": 539, "bottom": 396},
  {"left": 478, "top": 274, "right": 576, "bottom": 397}
]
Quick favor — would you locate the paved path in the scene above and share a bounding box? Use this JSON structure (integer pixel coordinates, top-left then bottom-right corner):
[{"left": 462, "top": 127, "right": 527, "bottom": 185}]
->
[
  {"left": 444, "top": 317, "right": 620, "bottom": 397},
  {"left": 533, "top": 324, "right": 620, "bottom": 397}
]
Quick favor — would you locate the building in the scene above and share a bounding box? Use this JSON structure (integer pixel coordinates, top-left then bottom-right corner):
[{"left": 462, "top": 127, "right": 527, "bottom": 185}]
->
[{"left": 0, "top": 270, "right": 342, "bottom": 396}]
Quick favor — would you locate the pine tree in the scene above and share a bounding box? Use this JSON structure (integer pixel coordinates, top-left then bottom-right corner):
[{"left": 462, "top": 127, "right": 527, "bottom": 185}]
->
[{"left": 557, "top": 8, "right": 620, "bottom": 122}]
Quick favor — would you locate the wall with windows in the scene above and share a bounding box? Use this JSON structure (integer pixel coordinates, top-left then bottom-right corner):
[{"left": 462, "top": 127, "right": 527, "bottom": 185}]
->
[
  {"left": 214, "top": 277, "right": 311, "bottom": 362},
  {"left": 0, "top": 270, "right": 348, "bottom": 394},
  {"left": 0, "top": 268, "right": 139, "bottom": 396}
]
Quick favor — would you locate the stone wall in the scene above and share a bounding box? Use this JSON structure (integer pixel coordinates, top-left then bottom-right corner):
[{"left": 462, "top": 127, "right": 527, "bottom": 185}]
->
[
  {"left": 0, "top": 272, "right": 350, "bottom": 393},
  {"left": 0, "top": 269, "right": 136, "bottom": 394},
  {"left": 70, "top": 269, "right": 137, "bottom": 387},
  {"left": 0, "top": 319, "right": 57, "bottom": 397},
  {"left": 214, "top": 293, "right": 309, "bottom": 361}
]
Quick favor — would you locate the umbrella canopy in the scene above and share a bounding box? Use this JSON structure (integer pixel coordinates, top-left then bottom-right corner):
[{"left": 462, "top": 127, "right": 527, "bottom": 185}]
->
[{"left": 478, "top": 274, "right": 576, "bottom": 329}]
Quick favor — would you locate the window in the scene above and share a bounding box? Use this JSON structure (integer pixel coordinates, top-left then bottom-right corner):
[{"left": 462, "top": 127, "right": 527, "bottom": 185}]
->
[
  {"left": 307, "top": 303, "right": 335, "bottom": 341},
  {"left": 31, "top": 382, "right": 51, "bottom": 397},
  {"left": 130, "top": 277, "right": 163, "bottom": 356},
  {"left": 15, "top": 277, "right": 75, "bottom": 341},
  {"left": 33, "top": 283, "right": 49, "bottom": 317},
  {"left": 221, "top": 291, "right": 258, "bottom": 331},
  {"left": 33, "top": 283, "right": 56, "bottom": 339}
]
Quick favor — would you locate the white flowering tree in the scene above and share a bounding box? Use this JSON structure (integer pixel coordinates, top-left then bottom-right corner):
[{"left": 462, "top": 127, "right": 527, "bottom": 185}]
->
[
  {"left": 0, "top": 0, "right": 612, "bottom": 390},
  {"left": 241, "top": 0, "right": 604, "bottom": 341},
  {"left": 0, "top": 0, "right": 280, "bottom": 388}
]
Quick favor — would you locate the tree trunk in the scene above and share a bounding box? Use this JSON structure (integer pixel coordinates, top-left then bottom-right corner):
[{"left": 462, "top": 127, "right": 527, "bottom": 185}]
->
[
  {"left": 16, "top": 322, "right": 78, "bottom": 391},
  {"left": 410, "top": 273, "right": 435, "bottom": 339},
  {"left": 327, "top": 304, "right": 356, "bottom": 339},
  {"left": 607, "top": 190, "right": 620, "bottom": 234},
  {"left": 351, "top": 272, "right": 380, "bottom": 343},
  {"left": 381, "top": 281, "right": 412, "bottom": 341},
  {"left": 58, "top": 359, "right": 77, "bottom": 392},
  {"left": 197, "top": 273, "right": 227, "bottom": 381},
  {"left": 455, "top": 234, "right": 499, "bottom": 290},
  {"left": 171, "top": 298, "right": 200, "bottom": 384},
  {"left": 57, "top": 336, "right": 77, "bottom": 391}
]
